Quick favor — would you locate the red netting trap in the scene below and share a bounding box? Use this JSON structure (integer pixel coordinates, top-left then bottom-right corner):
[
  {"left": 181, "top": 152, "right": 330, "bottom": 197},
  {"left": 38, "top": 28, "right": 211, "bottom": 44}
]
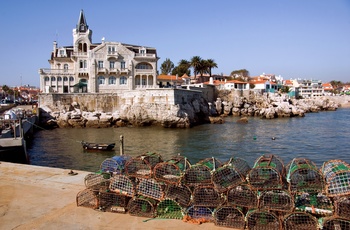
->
[
  {"left": 286, "top": 158, "right": 324, "bottom": 194},
  {"left": 321, "top": 159, "right": 350, "bottom": 197},
  {"left": 108, "top": 175, "right": 136, "bottom": 197},
  {"left": 165, "top": 184, "right": 192, "bottom": 207},
  {"left": 227, "top": 184, "right": 258, "bottom": 208},
  {"left": 100, "top": 155, "right": 132, "bottom": 175},
  {"left": 153, "top": 155, "right": 191, "bottom": 184},
  {"left": 191, "top": 185, "right": 225, "bottom": 207},
  {"left": 84, "top": 173, "right": 110, "bottom": 191},
  {"left": 282, "top": 212, "right": 318, "bottom": 230},
  {"left": 259, "top": 190, "right": 294, "bottom": 213},
  {"left": 214, "top": 206, "right": 245, "bottom": 229},
  {"left": 98, "top": 191, "right": 130, "bottom": 213},
  {"left": 247, "top": 154, "right": 285, "bottom": 191},
  {"left": 155, "top": 199, "right": 184, "bottom": 219},
  {"left": 125, "top": 152, "right": 163, "bottom": 179},
  {"left": 127, "top": 196, "right": 158, "bottom": 218},
  {"left": 294, "top": 192, "right": 333, "bottom": 216},
  {"left": 321, "top": 217, "right": 350, "bottom": 230},
  {"left": 246, "top": 209, "right": 281, "bottom": 230},
  {"left": 334, "top": 196, "right": 350, "bottom": 219},
  {"left": 76, "top": 188, "right": 99, "bottom": 209},
  {"left": 136, "top": 178, "right": 165, "bottom": 201},
  {"left": 212, "top": 157, "right": 251, "bottom": 193}
]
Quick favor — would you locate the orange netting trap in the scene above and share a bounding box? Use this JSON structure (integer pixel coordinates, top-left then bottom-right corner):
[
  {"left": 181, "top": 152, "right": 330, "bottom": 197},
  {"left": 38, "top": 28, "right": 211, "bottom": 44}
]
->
[
  {"left": 282, "top": 212, "right": 318, "bottom": 230},
  {"left": 125, "top": 152, "right": 163, "bottom": 179},
  {"left": 214, "top": 206, "right": 245, "bottom": 229}
]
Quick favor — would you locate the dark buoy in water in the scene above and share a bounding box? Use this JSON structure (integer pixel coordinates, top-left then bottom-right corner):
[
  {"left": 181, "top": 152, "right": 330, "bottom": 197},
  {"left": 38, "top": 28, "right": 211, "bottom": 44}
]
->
[{"left": 272, "top": 137, "right": 276, "bottom": 140}]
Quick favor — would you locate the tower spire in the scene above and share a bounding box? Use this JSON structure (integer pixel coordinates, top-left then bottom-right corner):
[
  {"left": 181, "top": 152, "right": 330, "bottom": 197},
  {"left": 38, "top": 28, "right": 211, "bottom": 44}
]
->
[{"left": 77, "top": 9, "right": 88, "bottom": 32}]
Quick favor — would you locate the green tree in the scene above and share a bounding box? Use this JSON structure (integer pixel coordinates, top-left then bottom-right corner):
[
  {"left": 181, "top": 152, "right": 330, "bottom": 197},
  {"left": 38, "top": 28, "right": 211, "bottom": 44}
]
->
[
  {"left": 160, "top": 58, "right": 174, "bottom": 75},
  {"left": 190, "top": 56, "right": 202, "bottom": 81},
  {"left": 230, "top": 69, "right": 250, "bottom": 79},
  {"left": 206, "top": 59, "right": 218, "bottom": 77},
  {"left": 172, "top": 59, "right": 191, "bottom": 76}
]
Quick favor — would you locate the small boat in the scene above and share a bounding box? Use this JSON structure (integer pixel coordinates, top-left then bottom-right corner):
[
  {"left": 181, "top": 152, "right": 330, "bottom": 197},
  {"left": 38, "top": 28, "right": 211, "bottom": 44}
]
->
[{"left": 81, "top": 141, "right": 115, "bottom": 151}]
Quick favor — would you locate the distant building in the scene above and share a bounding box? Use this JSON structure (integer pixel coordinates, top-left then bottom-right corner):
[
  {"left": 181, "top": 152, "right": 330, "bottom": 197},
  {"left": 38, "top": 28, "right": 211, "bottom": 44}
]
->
[
  {"left": 39, "top": 10, "right": 159, "bottom": 94},
  {"left": 322, "top": 82, "right": 334, "bottom": 95},
  {"left": 296, "top": 79, "right": 324, "bottom": 98}
]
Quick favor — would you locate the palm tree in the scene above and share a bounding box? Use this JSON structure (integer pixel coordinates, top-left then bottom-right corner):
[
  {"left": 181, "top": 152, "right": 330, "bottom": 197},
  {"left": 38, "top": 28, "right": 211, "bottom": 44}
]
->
[
  {"left": 206, "top": 59, "right": 218, "bottom": 77},
  {"left": 172, "top": 59, "right": 191, "bottom": 77},
  {"left": 190, "top": 56, "right": 202, "bottom": 81}
]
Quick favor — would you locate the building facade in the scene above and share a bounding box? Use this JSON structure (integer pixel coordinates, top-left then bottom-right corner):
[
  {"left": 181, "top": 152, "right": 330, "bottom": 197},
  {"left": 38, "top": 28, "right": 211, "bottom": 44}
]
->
[{"left": 39, "top": 10, "right": 159, "bottom": 94}]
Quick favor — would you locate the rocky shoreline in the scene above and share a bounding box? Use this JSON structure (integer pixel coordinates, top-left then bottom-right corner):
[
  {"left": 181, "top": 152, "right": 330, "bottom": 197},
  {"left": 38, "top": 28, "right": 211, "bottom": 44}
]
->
[{"left": 39, "top": 92, "right": 350, "bottom": 129}]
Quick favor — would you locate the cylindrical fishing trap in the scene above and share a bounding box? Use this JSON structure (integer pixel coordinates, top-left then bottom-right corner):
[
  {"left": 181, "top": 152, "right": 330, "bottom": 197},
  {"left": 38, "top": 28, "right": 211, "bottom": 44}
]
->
[
  {"left": 198, "top": 157, "right": 223, "bottom": 171},
  {"left": 100, "top": 155, "right": 132, "bottom": 174},
  {"left": 321, "top": 159, "right": 350, "bottom": 197},
  {"left": 98, "top": 191, "right": 129, "bottom": 213},
  {"left": 321, "top": 217, "right": 350, "bottom": 230},
  {"left": 294, "top": 192, "right": 333, "bottom": 216},
  {"left": 84, "top": 172, "right": 110, "bottom": 191},
  {"left": 185, "top": 206, "right": 214, "bottom": 223},
  {"left": 247, "top": 154, "right": 285, "bottom": 190},
  {"left": 76, "top": 188, "right": 99, "bottom": 209},
  {"left": 286, "top": 158, "right": 324, "bottom": 193},
  {"left": 214, "top": 206, "right": 245, "bottom": 229},
  {"left": 156, "top": 199, "right": 184, "bottom": 219},
  {"left": 212, "top": 157, "right": 251, "bottom": 193},
  {"left": 282, "top": 212, "right": 318, "bottom": 230},
  {"left": 109, "top": 175, "right": 136, "bottom": 197},
  {"left": 127, "top": 196, "right": 158, "bottom": 218},
  {"left": 258, "top": 190, "right": 294, "bottom": 213},
  {"left": 334, "top": 196, "right": 350, "bottom": 219},
  {"left": 246, "top": 209, "right": 281, "bottom": 230},
  {"left": 153, "top": 155, "right": 191, "bottom": 184},
  {"left": 227, "top": 184, "right": 258, "bottom": 208},
  {"left": 125, "top": 152, "right": 163, "bottom": 179},
  {"left": 182, "top": 164, "right": 212, "bottom": 186},
  {"left": 136, "top": 178, "right": 165, "bottom": 201},
  {"left": 165, "top": 184, "right": 192, "bottom": 207},
  {"left": 192, "top": 185, "right": 225, "bottom": 207}
]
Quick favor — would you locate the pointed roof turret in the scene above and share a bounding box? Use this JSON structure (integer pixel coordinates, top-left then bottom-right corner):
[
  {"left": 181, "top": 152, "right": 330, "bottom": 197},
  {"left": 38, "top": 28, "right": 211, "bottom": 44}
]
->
[{"left": 77, "top": 9, "right": 88, "bottom": 32}]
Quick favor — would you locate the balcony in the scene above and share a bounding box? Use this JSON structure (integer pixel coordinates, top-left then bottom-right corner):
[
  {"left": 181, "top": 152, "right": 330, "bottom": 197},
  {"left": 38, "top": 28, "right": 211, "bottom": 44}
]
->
[
  {"left": 135, "top": 69, "right": 154, "bottom": 74},
  {"left": 134, "top": 53, "right": 156, "bottom": 58},
  {"left": 39, "top": 69, "right": 74, "bottom": 75},
  {"left": 107, "top": 51, "right": 119, "bottom": 58},
  {"left": 120, "top": 68, "right": 130, "bottom": 74},
  {"left": 97, "top": 67, "right": 108, "bottom": 74},
  {"left": 72, "top": 52, "right": 88, "bottom": 57},
  {"left": 109, "top": 68, "right": 119, "bottom": 74}
]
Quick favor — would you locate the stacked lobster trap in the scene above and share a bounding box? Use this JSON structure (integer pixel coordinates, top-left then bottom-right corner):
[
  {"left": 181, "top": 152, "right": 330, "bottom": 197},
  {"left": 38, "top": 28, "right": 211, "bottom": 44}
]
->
[{"left": 76, "top": 152, "right": 350, "bottom": 229}]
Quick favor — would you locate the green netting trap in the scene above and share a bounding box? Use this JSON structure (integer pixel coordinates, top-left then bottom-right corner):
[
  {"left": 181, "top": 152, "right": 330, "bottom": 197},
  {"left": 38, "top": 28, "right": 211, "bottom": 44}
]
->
[
  {"left": 334, "top": 196, "right": 350, "bottom": 219},
  {"left": 286, "top": 158, "right": 324, "bottom": 194},
  {"left": 246, "top": 209, "right": 281, "bottom": 230},
  {"left": 153, "top": 155, "right": 191, "bottom": 184},
  {"left": 84, "top": 172, "right": 110, "bottom": 191},
  {"left": 100, "top": 155, "right": 132, "bottom": 175},
  {"left": 76, "top": 188, "right": 99, "bottom": 209},
  {"left": 198, "top": 157, "right": 223, "bottom": 171},
  {"left": 321, "top": 159, "right": 350, "bottom": 197},
  {"left": 155, "top": 199, "right": 184, "bottom": 219},
  {"left": 98, "top": 191, "right": 130, "bottom": 213},
  {"left": 125, "top": 152, "right": 163, "bottom": 179},
  {"left": 127, "top": 196, "right": 158, "bottom": 218},
  {"left": 320, "top": 216, "right": 350, "bottom": 230},
  {"left": 192, "top": 185, "right": 225, "bottom": 207},
  {"left": 282, "top": 212, "right": 318, "bottom": 230},
  {"left": 165, "top": 184, "right": 192, "bottom": 207},
  {"left": 247, "top": 154, "right": 285, "bottom": 190},
  {"left": 109, "top": 175, "right": 136, "bottom": 197},
  {"left": 294, "top": 192, "right": 333, "bottom": 216},
  {"left": 227, "top": 184, "right": 258, "bottom": 208},
  {"left": 211, "top": 157, "right": 251, "bottom": 193},
  {"left": 259, "top": 190, "right": 294, "bottom": 213},
  {"left": 136, "top": 178, "right": 165, "bottom": 201},
  {"left": 214, "top": 206, "right": 245, "bottom": 229}
]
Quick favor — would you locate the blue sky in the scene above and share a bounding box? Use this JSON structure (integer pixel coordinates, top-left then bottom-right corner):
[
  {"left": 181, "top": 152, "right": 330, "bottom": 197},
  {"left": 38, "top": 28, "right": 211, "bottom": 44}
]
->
[{"left": 0, "top": 0, "right": 349, "bottom": 87}]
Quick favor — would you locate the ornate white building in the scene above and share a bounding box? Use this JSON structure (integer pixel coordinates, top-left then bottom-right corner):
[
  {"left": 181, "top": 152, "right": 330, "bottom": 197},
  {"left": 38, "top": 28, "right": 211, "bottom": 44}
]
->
[{"left": 39, "top": 10, "right": 159, "bottom": 93}]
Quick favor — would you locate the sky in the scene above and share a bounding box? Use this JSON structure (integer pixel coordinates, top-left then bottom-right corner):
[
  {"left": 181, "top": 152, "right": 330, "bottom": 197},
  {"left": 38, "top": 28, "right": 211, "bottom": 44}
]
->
[{"left": 0, "top": 0, "right": 349, "bottom": 87}]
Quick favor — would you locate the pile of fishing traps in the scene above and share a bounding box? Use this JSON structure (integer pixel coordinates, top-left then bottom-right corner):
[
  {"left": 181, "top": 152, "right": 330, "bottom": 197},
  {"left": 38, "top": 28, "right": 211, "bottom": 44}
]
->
[{"left": 76, "top": 153, "right": 350, "bottom": 229}]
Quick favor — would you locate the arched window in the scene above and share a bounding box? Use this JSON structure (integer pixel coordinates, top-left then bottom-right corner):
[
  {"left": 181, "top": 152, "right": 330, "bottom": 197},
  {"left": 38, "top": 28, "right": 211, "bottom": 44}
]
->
[
  {"left": 98, "top": 76, "right": 105, "bottom": 85},
  {"left": 44, "top": 77, "right": 50, "bottom": 81},
  {"left": 57, "top": 77, "right": 62, "bottom": 81},
  {"left": 109, "top": 76, "right": 116, "bottom": 85},
  {"left": 51, "top": 76, "right": 56, "bottom": 81},
  {"left": 135, "top": 63, "right": 152, "bottom": 70},
  {"left": 69, "top": 76, "right": 74, "bottom": 81},
  {"left": 64, "top": 64, "right": 68, "bottom": 72},
  {"left": 120, "top": 76, "right": 127, "bottom": 85},
  {"left": 63, "top": 77, "right": 68, "bottom": 81}
]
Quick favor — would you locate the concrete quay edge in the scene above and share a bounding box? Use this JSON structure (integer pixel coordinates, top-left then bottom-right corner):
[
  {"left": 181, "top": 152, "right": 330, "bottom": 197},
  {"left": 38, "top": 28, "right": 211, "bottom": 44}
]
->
[{"left": 0, "top": 162, "right": 233, "bottom": 230}]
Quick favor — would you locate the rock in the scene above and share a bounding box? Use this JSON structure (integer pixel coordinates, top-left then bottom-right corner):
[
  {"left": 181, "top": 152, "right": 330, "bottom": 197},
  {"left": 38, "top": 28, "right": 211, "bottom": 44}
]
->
[
  {"left": 209, "top": 116, "right": 225, "bottom": 124},
  {"left": 237, "top": 117, "right": 248, "bottom": 123}
]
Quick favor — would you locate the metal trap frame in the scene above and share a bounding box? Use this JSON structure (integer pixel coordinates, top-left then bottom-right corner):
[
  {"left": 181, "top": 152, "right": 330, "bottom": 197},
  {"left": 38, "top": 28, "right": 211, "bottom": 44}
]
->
[
  {"left": 322, "top": 159, "right": 350, "bottom": 197},
  {"left": 212, "top": 157, "right": 251, "bottom": 193},
  {"left": 321, "top": 216, "right": 350, "bottom": 230},
  {"left": 153, "top": 155, "right": 191, "bottom": 184},
  {"left": 76, "top": 188, "right": 99, "bottom": 209},
  {"left": 136, "top": 178, "right": 165, "bottom": 201},
  {"left": 127, "top": 196, "right": 158, "bottom": 218},
  {"left": 258, "top": 190, "right": 294, "bottom": 213},
  {"left": 227, "top": 184, "right": 258, "bottom": 208},
  {"left": 192, "top": 185, "right": 225, "bottom": 207},
  {"left": 84, "top": 172, "right": 110, "bottom": 191},
  {"left": 165, "top": 183, "right": 192, "bottom": 207},
  {"left": 282, "top": 212, "right": 318, "bottom": 230},
  {"left": 247, "top": 154, "right": 285, "bottom": 191},
  {"left": 198, "top": 157, "right": 223, "bottom": 171},
  {"left": 286, "top": 158, "right": 324, "bottom": 194},
  {"left": 246, "top": 209, "right": 281, "bottom": 230},
  {"left": 125, "top": 152, "right": 163, "bottom": 179},
  {"left": 100, "top": 155, "right": 132, "bottom": 175},
  {"left": 214, "top": 206, "right": 246, "bottom": 229},
  {"left": 98, "top": 191, "right": 129, "bottom": 213},
  {"left": 334, "top": 196, "right": 350, "bottom": 219},
  {"left": 294, "top": 192, "right": 333, "bottom": 216},
  {"left": 109, "top": 175, "right": 136, "bottom": 197},
  {"left": 156, "top": 199, "right": 184, "bottom": 219}
]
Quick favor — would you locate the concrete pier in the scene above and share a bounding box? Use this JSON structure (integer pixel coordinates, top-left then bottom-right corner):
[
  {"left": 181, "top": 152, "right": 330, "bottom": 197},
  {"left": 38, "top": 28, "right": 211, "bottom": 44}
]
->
[{"left": 0, "top": 162, "right": 228, "bottom": 230}]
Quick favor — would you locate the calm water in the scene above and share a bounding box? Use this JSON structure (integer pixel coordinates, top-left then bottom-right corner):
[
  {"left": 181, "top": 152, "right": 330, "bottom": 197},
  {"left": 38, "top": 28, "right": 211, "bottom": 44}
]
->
[{"left": 27, "top": 108, "right": 350, "bottom": 172}]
